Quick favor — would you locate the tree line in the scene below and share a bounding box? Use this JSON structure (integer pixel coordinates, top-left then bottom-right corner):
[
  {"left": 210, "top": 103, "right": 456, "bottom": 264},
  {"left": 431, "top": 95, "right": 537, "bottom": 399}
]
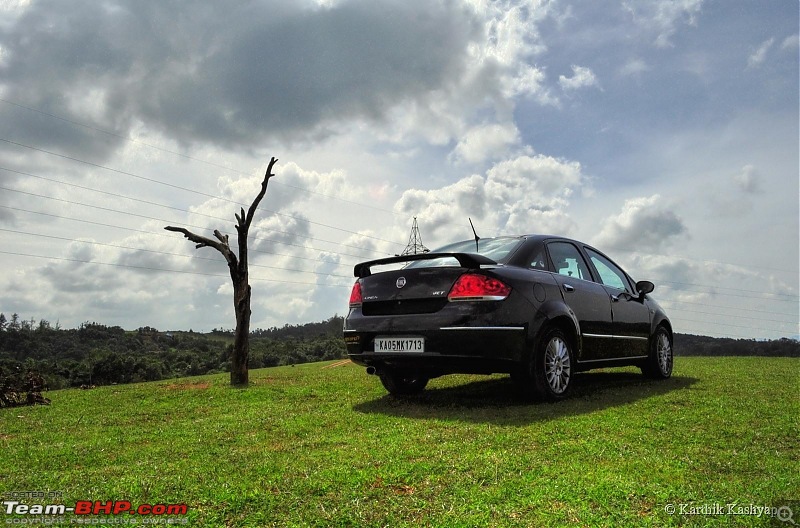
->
[
  {"left": 0, "top": 312, "right": 796, "bottom": 390},
  {"left": 0, "top": 313, "right": 346, "bottom": 390},
  {"left": 673, "top": 333, "right": 798, "bottom": 357}
]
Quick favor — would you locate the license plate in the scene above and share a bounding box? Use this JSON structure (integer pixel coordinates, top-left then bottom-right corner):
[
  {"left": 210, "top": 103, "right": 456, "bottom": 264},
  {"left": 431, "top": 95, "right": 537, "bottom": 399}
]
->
[{"left": 374, "top": 337, "right": 425, "bottom": 353}]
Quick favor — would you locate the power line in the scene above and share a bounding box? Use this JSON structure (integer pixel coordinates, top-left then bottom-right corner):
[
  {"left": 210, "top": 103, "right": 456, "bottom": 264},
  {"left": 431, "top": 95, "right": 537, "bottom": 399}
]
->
[
  {"left": 0, "top": 204, "right": 357, "bottom": 269},
  {"left": 3, "top": 200, "right": 797, "bottom": 315},
  {"left": 0, "top": 96, "right": 401, "bottom": 216},
  {"left": 2, "top": 100, "right": 796, "bottom": 277},
  {"left": 9, "top": 166, "right": 797, "bottom": 294},
  {"left": 0, "top": 137, "right": 404, "bottom": 247},
  {"left": 2, "top": 241, "right": 796, "bottom": 339},
  {"left": 0, "top": 167, "right": 387, "bottom": 256},
  {"left": 610, "top": 246, "right": 796, "bottom": 275},
  {"left": 657, "top": 298, "right": 798, "bottom": 318},
  {"left": 658, "top": 298, "right": 797, "bottom": 322},
  {"left": 657, "top": 283, "right": 799, "bottom": 303},
  {"left": 5, "top": 224, "right": 796, "bottom": 324},
  {"left": 660, "top": 305, "right": 799, "bottom": 327},
  {"left": 668, "top": 316, "right": 794, "bottom": 338},
  {"left": 0, "top": 228, "right": 353, "bottom": 279},
  {"left": 2, "top": 115, "right": 797, "bottom": 326},
  {"left": 0, "top": 138, "right": 227, "bottom": 200},
  {"left": 4, "top": 134, "right": 796, "bottom": 280},
  {"left": 668, "top": 312, "right": 797, "bottom": 332},
  {"left": 0, "top": 186, "right": 381, "bottom": 261},
  {"left": 673, "top": 327, "right": 794, "bottom": 340},
  {"left": 0, "top": 249, "right": 352, "bottom": 288},
  {"left": 0, "top": 97, "right": 520, "bottom": 241}
]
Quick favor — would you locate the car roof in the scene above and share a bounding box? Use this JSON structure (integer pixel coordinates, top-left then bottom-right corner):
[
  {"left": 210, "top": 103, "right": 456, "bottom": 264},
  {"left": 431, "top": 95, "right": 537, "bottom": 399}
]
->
[
  {"left": 444, "top": 234, "right": 602, "bottom": 255},
  {"left": 518, "top": 234, "right": 583, "bottom": 245},
  {"left": 445, "top": 234, "right": 588, "bottom": 248}
]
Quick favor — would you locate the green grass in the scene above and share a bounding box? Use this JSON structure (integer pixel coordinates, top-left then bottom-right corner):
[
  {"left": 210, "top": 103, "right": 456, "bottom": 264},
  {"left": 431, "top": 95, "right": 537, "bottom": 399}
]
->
[{"left": 1, "top": 357, "right": 797, "bottom": 527}]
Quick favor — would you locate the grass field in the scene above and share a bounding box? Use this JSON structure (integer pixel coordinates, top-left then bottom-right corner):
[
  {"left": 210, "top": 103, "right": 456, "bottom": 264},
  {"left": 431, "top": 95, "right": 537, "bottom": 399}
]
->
[{"left": 1, "top": 357, "right": 797, "bottom": 526}]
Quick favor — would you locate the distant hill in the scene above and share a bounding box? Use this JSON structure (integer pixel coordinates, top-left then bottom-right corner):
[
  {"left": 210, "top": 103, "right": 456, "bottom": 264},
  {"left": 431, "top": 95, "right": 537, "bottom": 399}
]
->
[{"left": 674, "top": 333, "right": 799, "bottom": 357}]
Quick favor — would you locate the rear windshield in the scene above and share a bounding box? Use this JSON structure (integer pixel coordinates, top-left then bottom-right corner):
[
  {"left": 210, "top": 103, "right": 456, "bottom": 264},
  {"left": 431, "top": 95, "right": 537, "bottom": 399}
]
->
[{"left": 405, "top": 237, "right": 523, "bottom": 268}]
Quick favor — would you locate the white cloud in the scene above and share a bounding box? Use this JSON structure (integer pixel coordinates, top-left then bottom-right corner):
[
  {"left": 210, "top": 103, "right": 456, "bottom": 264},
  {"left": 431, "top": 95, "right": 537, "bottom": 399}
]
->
[
  {"left": 478, "top": 0, "right": 549, "bottom": 62},
  {"left": 252, "top": 213, "right": 313, "bottom": 253},
  {"left": 732, "top": 164, "right": 762, "bottom": 194},
  {"left": 501, "top": 63, "right": 556, "bottom": 104},
  {"left": 486, "top": 154, "right": 583, "bottom": 197},
  {"left": 559, "top": 65, "right": 599, "bottom": 91},
  {"left": 449, "top": 122, "right": 521, "bottom": 165},
  {"left": 216, "top": 281, "right": 233, "bottom": 297},
  {"left": 619, "top": 58, "right": 651, "bottom": 77},
  {"left": 395, "top": 154, "right": 584, "bottom": 246},
  {"left": 595, "top": 195, "right": 688, "bottom": 252},
  {"left": 702, "top": 165, "right": 763, "bottom": 216},
  {"left": 623, "top": 0, "right": 704, "bottom": 48},
  {"left": 781, "top": 34, "right": 799, "bottom": 50},
  {"left": 747, "top": 38, "right": 775, "bottom": 68},
  {"left": 373, "top": 0, "right": 560, "bottom": 147}
]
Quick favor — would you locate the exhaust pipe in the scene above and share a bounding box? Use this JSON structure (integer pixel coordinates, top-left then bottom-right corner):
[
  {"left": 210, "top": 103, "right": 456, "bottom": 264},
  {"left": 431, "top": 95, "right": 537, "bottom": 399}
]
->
[{"left": 366, "top": 366, "right": 377, "bottom": 376}]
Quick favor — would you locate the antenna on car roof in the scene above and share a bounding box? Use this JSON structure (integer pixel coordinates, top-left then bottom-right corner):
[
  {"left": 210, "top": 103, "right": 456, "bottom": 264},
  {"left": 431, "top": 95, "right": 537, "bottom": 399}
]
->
[{"left": 469, "top": 217, "right": 480, "bottom": 253}]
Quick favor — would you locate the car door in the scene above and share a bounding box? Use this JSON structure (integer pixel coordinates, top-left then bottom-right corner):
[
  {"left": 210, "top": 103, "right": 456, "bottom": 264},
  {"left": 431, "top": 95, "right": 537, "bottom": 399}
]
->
[
  {"left": 545, "top": 241, "right": 614, "bottom": 361},
  {"left": 584, "top": 247, "right": 651, "bottom": 358}
]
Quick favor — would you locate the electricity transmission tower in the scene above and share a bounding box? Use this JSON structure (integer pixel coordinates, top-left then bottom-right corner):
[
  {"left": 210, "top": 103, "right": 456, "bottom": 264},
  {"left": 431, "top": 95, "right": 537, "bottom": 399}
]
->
[{"left": 401, "top": 217, "right": 430, "bottom": 255}]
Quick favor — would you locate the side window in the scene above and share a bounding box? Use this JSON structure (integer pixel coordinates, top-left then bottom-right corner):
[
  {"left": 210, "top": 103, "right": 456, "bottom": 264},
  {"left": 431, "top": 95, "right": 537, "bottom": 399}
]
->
[
  {"left": 528, "top": 249, "right": 547, "bottom": 270},
  {"left": 547, "top": 242, "right": 592, "bottom": 281},
  {"left": 586, "top": 248, "right": 630, "bottom": 292}
]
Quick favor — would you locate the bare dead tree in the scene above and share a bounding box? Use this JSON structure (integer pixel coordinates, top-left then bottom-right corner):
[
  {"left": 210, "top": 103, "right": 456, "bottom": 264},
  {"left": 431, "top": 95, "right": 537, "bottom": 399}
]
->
[{"left": 165, "top": 157, "right": 278, "bottom": 387}]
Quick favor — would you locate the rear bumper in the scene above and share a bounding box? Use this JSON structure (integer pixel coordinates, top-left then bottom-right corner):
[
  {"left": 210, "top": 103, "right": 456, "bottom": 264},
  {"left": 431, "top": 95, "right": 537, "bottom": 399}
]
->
[
  {"left": 344, "top": 292, "right": 535, "bottom": 376},
  {"left": 344, "top": 325, "right": 527, "bottom": 376}
]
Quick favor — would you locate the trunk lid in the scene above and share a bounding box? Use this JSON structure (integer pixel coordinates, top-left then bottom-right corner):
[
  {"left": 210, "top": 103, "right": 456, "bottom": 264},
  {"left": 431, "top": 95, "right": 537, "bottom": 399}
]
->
[
  {"left": 360, "top": 267, "right": 466, "bottom": 316},
  {"left": 354, "top": 252, "right": 498, "bottom": 316}
]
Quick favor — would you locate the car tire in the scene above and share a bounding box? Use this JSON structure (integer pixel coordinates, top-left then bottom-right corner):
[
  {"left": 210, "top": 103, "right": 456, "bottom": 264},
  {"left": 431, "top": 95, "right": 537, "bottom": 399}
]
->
[
  {"left": 378, "top": 369, "right": 429, "bottom": 395},
  {"left": 641, "top": 326, "right": 673, "bottom": 379},
  {"left": 513, "top": 327, "right": 574, "bottom": 401}
]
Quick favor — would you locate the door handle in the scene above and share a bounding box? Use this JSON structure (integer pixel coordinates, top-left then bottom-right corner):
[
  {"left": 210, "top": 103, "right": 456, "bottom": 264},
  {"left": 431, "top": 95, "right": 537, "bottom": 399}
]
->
[{"left": 563, "top": 284, "right": 575, "bottom": 292}]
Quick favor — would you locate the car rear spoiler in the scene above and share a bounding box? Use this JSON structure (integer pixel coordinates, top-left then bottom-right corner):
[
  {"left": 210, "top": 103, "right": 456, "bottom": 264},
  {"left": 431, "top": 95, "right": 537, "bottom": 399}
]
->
[{"left": 354, "top": 252, "right": 497, "bottom": 278}]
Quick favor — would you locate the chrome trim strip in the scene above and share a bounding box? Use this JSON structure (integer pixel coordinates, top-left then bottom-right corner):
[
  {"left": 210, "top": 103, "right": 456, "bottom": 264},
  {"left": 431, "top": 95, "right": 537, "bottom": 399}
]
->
[
  {"left": 448, "top": 296, "right": 508, "bottom": 302},
  {"left": 439, "top": 326, "right": 525, "bottom": 331},
  {"left": 583, "top": 333, "right": 648, "bottom": 341},
  {"left": 615, "top": 335, "right": 649, "bottom": 341},
  {"left": 343, "top": 330, "right": 358, "bottom": 333},
  {"left": 577, "top": 355, "right": 648, "bottom": 363}
]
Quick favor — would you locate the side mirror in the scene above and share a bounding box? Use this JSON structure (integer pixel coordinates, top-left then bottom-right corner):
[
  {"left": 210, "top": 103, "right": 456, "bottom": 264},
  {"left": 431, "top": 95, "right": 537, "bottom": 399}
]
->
[{"left": 636, "top": 280, "right": 655, "bottom": 295}]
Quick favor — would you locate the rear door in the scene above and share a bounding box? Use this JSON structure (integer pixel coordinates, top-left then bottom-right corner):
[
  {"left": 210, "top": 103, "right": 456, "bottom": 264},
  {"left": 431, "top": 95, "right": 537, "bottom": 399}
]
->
[{"left": 545, "top": 241, "right": 613, "bottom": 361}]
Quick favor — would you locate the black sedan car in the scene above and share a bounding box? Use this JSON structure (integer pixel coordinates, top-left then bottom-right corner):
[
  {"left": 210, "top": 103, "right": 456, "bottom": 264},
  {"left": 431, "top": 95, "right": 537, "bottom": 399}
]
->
[{"left": 343, "top": 234, "right": 673, "bottom": 400}]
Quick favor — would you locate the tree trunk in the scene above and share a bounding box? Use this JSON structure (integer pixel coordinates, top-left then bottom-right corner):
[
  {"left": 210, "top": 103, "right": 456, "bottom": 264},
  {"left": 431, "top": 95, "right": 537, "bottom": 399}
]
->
[{"left": 231, "top": 281, "right": 251, "bottom": 386}]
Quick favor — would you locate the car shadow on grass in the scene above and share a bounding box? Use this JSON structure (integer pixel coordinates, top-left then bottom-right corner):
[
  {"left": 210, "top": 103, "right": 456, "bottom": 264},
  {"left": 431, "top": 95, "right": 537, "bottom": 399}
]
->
[{"left": 352, "top": 371, "right": 698, "bottom": 425}]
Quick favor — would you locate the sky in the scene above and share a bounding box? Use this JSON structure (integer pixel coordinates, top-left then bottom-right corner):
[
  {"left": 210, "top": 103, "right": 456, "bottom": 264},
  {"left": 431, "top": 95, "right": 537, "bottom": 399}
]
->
[{"left": 0, "top": 0, "right": 797, "bottom": 339}]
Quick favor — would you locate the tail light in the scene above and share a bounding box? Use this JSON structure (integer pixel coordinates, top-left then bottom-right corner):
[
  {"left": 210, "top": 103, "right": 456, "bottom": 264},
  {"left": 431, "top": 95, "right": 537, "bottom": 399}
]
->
[
  {"left": 448, "top": 273, "right": 511, "bottom": 301},
  {"left": 349, "top": 281, "right": 363, "bottom": 307}
]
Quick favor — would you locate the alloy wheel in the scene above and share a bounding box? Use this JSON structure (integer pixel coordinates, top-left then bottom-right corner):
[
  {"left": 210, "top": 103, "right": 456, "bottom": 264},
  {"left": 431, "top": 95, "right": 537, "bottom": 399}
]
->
[
  {"left": 544, "top": 336, "right": 571, "bottom": 394},
  {"left": 657, "top": 331, "right": 673, "bottom": 376}
]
